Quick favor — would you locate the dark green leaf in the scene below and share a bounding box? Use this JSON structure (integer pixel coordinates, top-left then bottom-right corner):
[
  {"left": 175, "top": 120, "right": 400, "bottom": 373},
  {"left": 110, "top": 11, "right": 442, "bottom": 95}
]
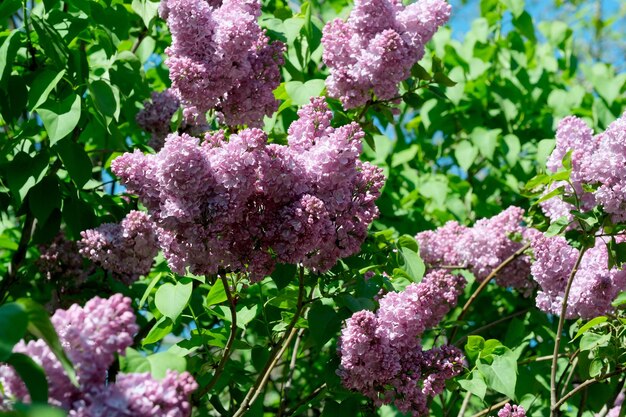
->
[
  {"left": 28, "top": 70, "right": 66, "bottom": 112},
  {"left": 55, "top": 139, "right": 93, "bottom": 189},
  {"left": 0, "top": 303, "right": 29, "bottom": 361},
  {"left": 28, "top": 176, "right": 61, "bottom": 223},
  {"left": 0, "top": 31, "right": 23, "bottom": 88},
  {"left": 308, "top": 302, "right": 341, "bottom": 347},
  {"left": 7, "top": 353, "right": 48, "bottom": 403},
  {"left": 15, "top": 299, "right": 77, "bottom": 386}
]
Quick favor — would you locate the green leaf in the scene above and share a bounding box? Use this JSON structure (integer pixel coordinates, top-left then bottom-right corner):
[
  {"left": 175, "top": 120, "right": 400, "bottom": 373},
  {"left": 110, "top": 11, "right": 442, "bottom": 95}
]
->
[
  {"left": 455, "top": 140, "right": 478, "bottom": 172},
  {"left": 458, "top": 371, "right": 487, "bottom": 400},
  {"left": 0, "top": 303, "right": 29, "bottom": 361},
  {"left": 285, "top": 79, "right": 325, "bottom": 106},
  {"left": 155, "top": 281, "right": 193, "bottom": 321},
  {"left": 146, "top": 351, "right": 186, "bottom": 379},
  {"left": 7, "top": 353, "right": 48, "bottom": 403},
  {"left": 142, "top": 316, "right": 174, "bottom": 345},
  {"left": 28, "top": 176, "right": 61, "bottom": 223},
  {"left": 574, "top": 316, "right": 608, "bottom": 339},
  {"left": 271, "top": 263, "right": 297, "bottom": 291},
  {"left": 0, "top": 31, "right": 22, "bottom": 88},
  {"left": 27, "top": 70, "right": 66, "bottom": 111},
  {"left": 89, "top": 80, "right": 120, "bottom": 120},
  {"left": 465, "top": 335, "right": 485, "bottom": 362},
  {"left": 37, "top": 93, "right": 82, "bottom": 145},
  {"left": 612, "top": 291, "right": 626, "bottom": 307},
  {"left": 579, "top": 332, "right": 610, "bottom": 351},
  {"left": 501, "top": 0, "right": 524, "bottom": 17},
  {"left": 588, "top": 358, "right": 604, "bottom": 378},
  {"left": 119, "top": 347, "right": 151, "bottom": 374},
  {"left": 308, "top": 302, "right": 341, "bottom": 347},
  {"left": 471, "top": 128, "right": 500, "bottom": 160},
  {"left": 410, "top": 63, "right": 431, "bottom": 80},
  {"left": 55, "top": 138, "right": 93, "bottom": 189},
  {"left": 545, "top": 215, "right": 571, "bottom": 237},
  {"left": 139, "top": 273, "right": 162, "bottom": 310},
  {"left": 31, "top": 16, "right": 69, "bottom": 68},
  {"left": 0, "top": 0, "right": 21, "bottom": 21},
  {"left": 15, "top": 299, "right": 77, "bottom": 386},
  {"left": 433, "top": 71, "right": 457, "bottom": 87},
  {"left": 477, "top": 350, "right": 518, "bottom": 400},
  {"left": 206, "top": 278, "right": 228, "bottom": 307},
  {"left": 513, "top": 11, "right": 535, "bottom": 41},
  {"left": 131, "top": 0, "right": 160, "bottom": 28},
  {"left": 10, "top": 403, "right": 67, "bottom": 417}
]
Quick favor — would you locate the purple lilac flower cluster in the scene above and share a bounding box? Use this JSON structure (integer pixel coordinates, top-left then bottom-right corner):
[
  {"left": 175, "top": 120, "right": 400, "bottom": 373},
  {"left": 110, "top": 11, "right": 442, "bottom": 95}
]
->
[
  {"left": 111, "top": 98, "right": 385, "bottom": 281},
  {"left": 38, "top": 234, "right": 93, "bottom": 288},
  {"left": 497, "top": 404, "right": 527, "bottom": 417},
  {"left": 162, "top": 0, "right": 284, "bottom": 127},
  {"left": 540, "top": 113, "right": 626, "bottom": 223},
  {"left": 527, "top": 230, "right": 626, "bottom": 319},
  {"left": 0, "top": 295, "right": 196, "bottom": 416},
  {"left": 338, "top": 269, "right": 466, "bottom": 416},
  {"left": 321, "top": 0, "right": 451, "bottom": 109},
  {"left": 416, "top": 206, "right": 535, "bottom": 296},
  {"left": 136, "top": 89, "right": 183, "bottom": 151},
  {"left": 78, "top": 211, "right": 159, "bottom": 283}
]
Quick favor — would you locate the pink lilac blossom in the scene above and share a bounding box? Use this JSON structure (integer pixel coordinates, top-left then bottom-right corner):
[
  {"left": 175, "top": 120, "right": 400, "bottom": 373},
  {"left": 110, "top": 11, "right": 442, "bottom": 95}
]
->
[
  {"left": 0, "top": 295, "right": 137, "bottom": 409},
  {"left": 0, "top": 295, "right": 196, "bottom": 416},
  {"left": 38, "top": 234, "right": 95, "bottom": 301},
  {"left": 111, "top": 98, "right": 385, "bottom": 281},
  {"left": 162, "top": 0, "right": 284, "bottom": 127},
  {"left": 528, "top": 230, "right": 626, "bottom": 319},
  {"left": 136, "top": 89, "right": 182, "bottom": 150},
  {"left": 321, "top": 0, "right": 451, "bottom": 109},
  {"left": 78, "top": 211, "right": 159, "bottom": 283},
  {"left": 416, "top": 206, "right": 535, "bottom": 296},
  {"left": 497, "top": 404, "right": 527, "bottom": 417},
  {"left": 540, "top": 113, "right": 626, "bottom": 223},
  {"left": 338, "top": 269, "right": 466, "bottom": 416},
  {"left": 69, "top": 371, "right": 197, "bottom": 417}
]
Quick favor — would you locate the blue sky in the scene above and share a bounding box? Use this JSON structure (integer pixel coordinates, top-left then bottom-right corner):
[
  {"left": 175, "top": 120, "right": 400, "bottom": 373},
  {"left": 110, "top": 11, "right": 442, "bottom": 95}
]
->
[{"left": 448, "top": 0, "right": 626, "bottom": 70}]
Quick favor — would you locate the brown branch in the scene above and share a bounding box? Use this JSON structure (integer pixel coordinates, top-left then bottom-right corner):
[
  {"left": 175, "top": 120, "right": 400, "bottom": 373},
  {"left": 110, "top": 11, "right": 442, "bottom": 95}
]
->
[
  {"left": 469, "top": 399, "right": 509, "bottom": 417},
  {"left": 449, "top": 242, "right": 530, "bottom": 342},
  {"left": 285, "top": 383, "right": 327, "bottom": 416},
  {"left": 194, "top": 274, "right": 238, "bottom": 401},
  {"left": 551, "top": 246, "right": 588, "bottom": 415},
  {"left": 232, "top": 266, "right": 306, "bottom": 417},
  {"left": 553, "top": 368, "right": 626, "bottom": 411}
]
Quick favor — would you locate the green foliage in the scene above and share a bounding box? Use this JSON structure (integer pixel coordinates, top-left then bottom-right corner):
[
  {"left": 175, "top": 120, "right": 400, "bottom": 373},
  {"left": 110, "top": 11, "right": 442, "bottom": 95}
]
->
[{"left": 0, "top": 0, "right": 624, "bottom": 416}]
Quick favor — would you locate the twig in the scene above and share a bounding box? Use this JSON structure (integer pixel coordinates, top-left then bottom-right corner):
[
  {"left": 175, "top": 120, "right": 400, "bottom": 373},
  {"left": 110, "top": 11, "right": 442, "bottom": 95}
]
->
[
  {"left": 277, "top": 328, "right": 305, "bottom": 417},
  {"left": 469, "top": 399, "right": 509, "bottom": 417},
  {"left": 454, "top": 308, "right": 529, "bottom": 346},
  {"left": 194, "top": 274, "right": 238, "bottom": 401},
  {"left": 449, "top": 243, "right": 530, "bottom": 342},
  {"left": 557, "top": 350, "right": 580, "bottom": 397},
  {"left": 458, "top": 391, "right": 471, "bottom": 417},
  {"left": 285, "top": 383, "right": 327, "bottom": 416},
  {"left": 232, "top": 266, "right": 306, "bottom": 417},
  {"left": 553, "top": 368, "right": 626, "bottom": 411},
  {"left": 550, "top": 247, "right": 588, "bottom": 415}
]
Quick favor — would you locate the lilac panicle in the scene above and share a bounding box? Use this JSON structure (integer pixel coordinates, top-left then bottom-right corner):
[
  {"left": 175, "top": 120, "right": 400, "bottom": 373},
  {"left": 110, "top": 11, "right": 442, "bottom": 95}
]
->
[
  {"left": 321, "top": 0, "right": 451, "bottom": 109},
  {"left": 528, "top": 231, "right": 626, "bottom": 319},
  {"left": 416, "top": 206, "right": 535, "bottom": 295},
  {"left": 163, "top": 0, "right": 284, "bottom": 127},
  {"left": 0, "top": 295, "right": 197, "bottom": 417},
  {"left": 78, "top": 211, "right": 159, "bottom": 283},
  {"left": 338, "top": 269, "right": 466, "bottom": 416},
  {"left": 112, "top": 97, "right": 385, "bottom": 281}
]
